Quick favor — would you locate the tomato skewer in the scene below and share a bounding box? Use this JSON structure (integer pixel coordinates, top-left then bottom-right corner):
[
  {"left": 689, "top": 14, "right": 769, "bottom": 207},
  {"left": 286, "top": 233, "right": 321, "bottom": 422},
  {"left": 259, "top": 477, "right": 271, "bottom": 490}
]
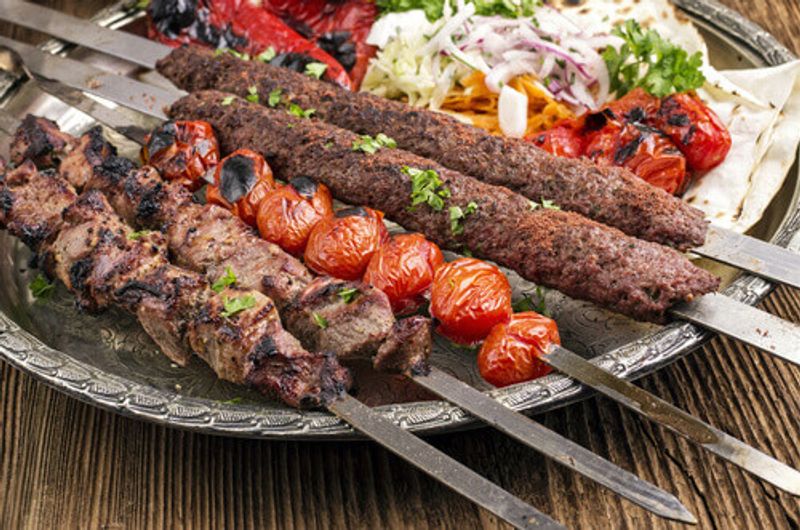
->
[{"left": 363, "top": 233, "right": 444, "bottom": 314}]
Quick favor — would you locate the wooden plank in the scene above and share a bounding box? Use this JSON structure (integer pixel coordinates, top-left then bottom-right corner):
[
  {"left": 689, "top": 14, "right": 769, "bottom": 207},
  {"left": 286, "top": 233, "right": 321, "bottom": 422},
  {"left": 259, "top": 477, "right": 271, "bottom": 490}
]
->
[{"left": 1, "top": 0, "right": 800, "bottom": 528}]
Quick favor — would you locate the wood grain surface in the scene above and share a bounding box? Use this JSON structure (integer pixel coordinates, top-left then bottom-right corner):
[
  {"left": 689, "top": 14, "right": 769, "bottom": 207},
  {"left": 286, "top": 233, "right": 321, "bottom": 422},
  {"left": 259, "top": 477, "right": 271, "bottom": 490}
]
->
[{"left": 2, "top": 1, "right": 800, "bottom": 529}]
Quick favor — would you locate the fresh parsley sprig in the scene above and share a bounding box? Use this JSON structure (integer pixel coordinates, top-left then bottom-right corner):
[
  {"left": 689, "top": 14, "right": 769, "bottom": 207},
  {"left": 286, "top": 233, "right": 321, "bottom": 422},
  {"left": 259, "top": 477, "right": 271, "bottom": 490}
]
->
[
  {"left": 212, "top": 266, "right": 237, "bottom": 294},
  {"left": 602, "top": 19, "right": 705, "bottom": 98},
  {"left": 449, "top": 202, "right": 478, "bottom": 235},
  {"left": 352, "top": 133, "right": 397, "bottom": 154},
  {"left": 403, "top": 166, "right": 451, "bottom": 211},
  {"left": 338, "top": 287, "right": 359, "bottom": 304},
  {"left": 246, "top": 85, "right": 259, "bottom": 103},
  {"left": 221, "top": 295, "right": 256, "bottom": 318},
  {"left": 512, "top": 286, "right": 551, "bottom": 317},
  {"left": 268, "top": 88, "right": 282, "bottom": 107},
  {"left": 29, "top": 274, "right": 54, "bottom": 299},
  {"left": 127, "top": 229, "right": 152, "bottom": 241},
  {"left": 528, "top": 198, "right": 560, "bottom": 211},
  {"left": 312, "top": 312, "right": 329, "bottom": 329},
  {"left": 287, "top": 103, "right": 316, "bottom": 118},
  {"left": 304, "top": 62, "right": 328, "bottom": 79}
]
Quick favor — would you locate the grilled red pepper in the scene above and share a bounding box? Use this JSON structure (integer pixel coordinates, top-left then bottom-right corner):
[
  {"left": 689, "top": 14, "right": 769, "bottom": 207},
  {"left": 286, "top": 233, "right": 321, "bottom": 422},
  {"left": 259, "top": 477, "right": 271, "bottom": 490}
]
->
[
  {"left": 261, "top": 0, "right": 378, "bottom": 88},
  {"left": 147, "top": 0, "right": 352, "bottom": 89}
]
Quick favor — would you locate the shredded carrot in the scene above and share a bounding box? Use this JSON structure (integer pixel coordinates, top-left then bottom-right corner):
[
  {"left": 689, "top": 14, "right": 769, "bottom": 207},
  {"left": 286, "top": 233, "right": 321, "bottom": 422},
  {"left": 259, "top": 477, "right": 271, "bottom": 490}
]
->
[{"left": 441, "top": 71, "right": 574, "bottom": 136}]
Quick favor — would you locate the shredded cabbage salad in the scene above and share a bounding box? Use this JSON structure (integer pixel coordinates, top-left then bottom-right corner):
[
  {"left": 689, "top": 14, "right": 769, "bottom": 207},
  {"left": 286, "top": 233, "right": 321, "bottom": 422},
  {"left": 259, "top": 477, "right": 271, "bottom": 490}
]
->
[{"left": 363, "top": 0, "right": 622, "bottom": 113}]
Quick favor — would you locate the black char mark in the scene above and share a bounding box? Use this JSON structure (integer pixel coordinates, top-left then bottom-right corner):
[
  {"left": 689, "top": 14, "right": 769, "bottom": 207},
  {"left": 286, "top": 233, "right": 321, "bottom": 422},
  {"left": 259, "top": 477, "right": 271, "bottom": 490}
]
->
[
  {"left": 219, "top": 154, "right": 256, "bottom": 203},
  {"left": 289, "top": 176, "right": 318, "bottom": 199}
]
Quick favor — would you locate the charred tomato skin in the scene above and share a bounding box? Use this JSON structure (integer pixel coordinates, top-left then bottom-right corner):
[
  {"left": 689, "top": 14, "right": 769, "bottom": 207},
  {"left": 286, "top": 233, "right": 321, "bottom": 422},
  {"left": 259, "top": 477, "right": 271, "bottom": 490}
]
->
[
  {"left": 142, "top": 120, "right": 220, "bottom": 190},
  {"left": 478, "top": 312, "right": 560, "bottom": 387},
  {"left": 363, "top": 233, "right": 444, "bottom": 314},
  {"left": 304, "top": 206, "right": 389, "bottom": 280},
  {"left": 653, "top": 92, "right": 732, "bottom": 172},
  {"left": 430, "top": 258, "right": 512, "bottom": 345},
  {"left": 584, "top": 118, "right": 689, "bottom": 195},
  {"left": 529, "top": 118, "right": 585, "bottom": 158},
  {"left": 206, "top": 149, "right": 276, "bottom": 226},
  {"left": 256, "top": 176, "right": 334, "bottom": 256}
]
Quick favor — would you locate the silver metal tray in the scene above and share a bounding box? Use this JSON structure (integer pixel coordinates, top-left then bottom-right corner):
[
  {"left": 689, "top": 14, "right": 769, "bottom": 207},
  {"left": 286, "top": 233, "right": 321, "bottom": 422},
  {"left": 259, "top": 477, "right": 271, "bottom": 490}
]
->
[{"left": 0, "top": 0, "right": 797, "bottom": 439}]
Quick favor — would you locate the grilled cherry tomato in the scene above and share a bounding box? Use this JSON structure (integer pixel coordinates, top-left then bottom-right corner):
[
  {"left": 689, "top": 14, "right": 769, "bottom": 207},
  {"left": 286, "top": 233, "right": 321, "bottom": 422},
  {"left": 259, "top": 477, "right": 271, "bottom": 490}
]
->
[
  {"left": 653, "top": 92, "right": 732, "bottom": 172},
  {"left": 430, "top": 258, "right": 512, "bottom": 344},
  {"left": 206, "top": 149, "right": 276, "bottom": 226},
  {"left": 478, "top": 312, "right": 560, "bottom": 387},
  {"left": 584, "top": 117, "right": 689, "bottom": 195},
  {"left": 304, "top": 206, "right": 389, "bottom": 280},
  {"left": 363, "top": 233, "right": 444, "bottom": 314},
  {"left": 256, "top": 176, "right": 333, "bottom": 256},
  {"left": 529, "top": 118, "right": 585, "bottom": 158},
  {"left": 605, "top": 87, "right": 661, "bottom": 122},
  {"left": 142, "top": 120, "right": 220, "bottom": 191}
]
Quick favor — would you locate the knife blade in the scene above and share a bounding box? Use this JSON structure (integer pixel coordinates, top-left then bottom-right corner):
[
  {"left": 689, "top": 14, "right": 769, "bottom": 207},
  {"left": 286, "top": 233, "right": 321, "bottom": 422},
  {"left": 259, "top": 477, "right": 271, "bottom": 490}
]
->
[
  {"left": 3, "top": 30, "right": 800, "bottom": 500},
  {"left": 0, "top": 0, "right": 171, "bottom": 70},
  {"left": 0, "top": 35, "right": 179, "bottom": 119},
  {"left": 542, "top": 345, "right": 800, "bottom": 496}
]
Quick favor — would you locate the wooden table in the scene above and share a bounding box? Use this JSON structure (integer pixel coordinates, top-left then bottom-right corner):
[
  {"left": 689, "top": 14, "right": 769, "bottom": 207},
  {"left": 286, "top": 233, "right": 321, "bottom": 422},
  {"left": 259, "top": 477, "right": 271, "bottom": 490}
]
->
[{"left": 2, "top": 1, "right": 800, "bottom": 528}]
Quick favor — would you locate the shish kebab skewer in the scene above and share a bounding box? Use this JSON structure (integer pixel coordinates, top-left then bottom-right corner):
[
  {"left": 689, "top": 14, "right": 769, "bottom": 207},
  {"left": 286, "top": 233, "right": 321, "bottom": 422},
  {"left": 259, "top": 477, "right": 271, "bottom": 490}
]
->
[
  {"left": 12, "top": 98, "right": 800, "bottom": 496},
  {"left": 5, "top": 114, "right": 704, "bottom": 522},
  {"left": 8, "top": 38, "right": 796, "bottom": 366},
  {"left": 0, "top": 158, "right": 570, "bottom": 530},
  {"left": 0, "top": 3, "right": 797, "bottom": 289}
]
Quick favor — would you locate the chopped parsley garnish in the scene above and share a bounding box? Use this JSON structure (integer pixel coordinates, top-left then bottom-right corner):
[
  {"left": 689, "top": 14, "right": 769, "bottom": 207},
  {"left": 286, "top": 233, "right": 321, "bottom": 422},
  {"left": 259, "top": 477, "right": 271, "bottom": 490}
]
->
[
  {"left": 312, "top": 312, "right": 328, "bottom": 329},
  {"left": 221, "top": 295, "right": 256, "bottom": 318},
  {"left": 256, "top": 47, "right": 276, "bottom": 63},
  {"left": 212, "top": 266, "right": 237, "bottom": 294},
  {"left": 528, "top": 198, "right": 561, "bottom": 211},
  {"left": 323, "top": 141, "right": 334, "bottom": 149},
  {"left": 221, "top": 396, "right": 244, "bottom": 405},
  {"left": 246, "top": 85, "right": 259, "bottom": 103},
  {"left": 602, "top": 19, "right": 705, "bottom": 98},
  {"left": 352, "top": 133, "right": 397, "bottom": 154},
  {"left": 268, "top": 88, "right": 282, "bottom": 107},
  {"left": 127, "top": 229, "right": 151, "bottom": 241},
  {"left": 221, "top": 95, "right": 235, "bottom": 106},
  {"left": 403, "top": 166, "right": 450, "bottom": 211},
  {"left": 304, "top": 62, "right": 328, "bottom": 79},
  {"left": 29, "top": 274, "right": 54, "bottom": 299},
  {"left": 216, "top": 48, "right": 249, "bottom": 60},
  {"left": 287, "top": 103, "right": 316, "bottom": 118},
  {"left": 338, "top": 287, "right": 359, "bottom": 304},
  {"left": 512, "top": 286, "right": 551, "bottom": 317},
  {"left": 449, "top": 201, "right": 478, "bottom": 235}
]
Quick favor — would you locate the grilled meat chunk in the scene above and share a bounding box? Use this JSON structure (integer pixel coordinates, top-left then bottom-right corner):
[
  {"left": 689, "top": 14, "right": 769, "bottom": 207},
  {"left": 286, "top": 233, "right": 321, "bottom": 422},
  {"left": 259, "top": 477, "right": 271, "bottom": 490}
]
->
[
  {"left": 157, "top": 45, "right": 709, "bottom": 250},
  {"left": 169, "top": 92, "right": 720, "bottom": 323},
  {"left": 9, "top": 115, "right": 75, "bottom": 169},
  {"left": 0, "top": 162, "right": 350, "bottom": 408},
  {"left": 20, "top": 116, "right": 430, "bottom": 375}
]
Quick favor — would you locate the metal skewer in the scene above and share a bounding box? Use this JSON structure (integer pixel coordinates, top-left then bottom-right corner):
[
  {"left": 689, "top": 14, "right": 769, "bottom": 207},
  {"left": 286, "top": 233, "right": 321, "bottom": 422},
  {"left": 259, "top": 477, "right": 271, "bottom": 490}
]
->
[
  {"left": 2, "top": 40, "right": 798, "bottom": 502},
  {"left": 0, "top": 48, "right": 700, "bottom": 524},
  {"left": 0, "top": 117, "right": 564, "bottom": 530},
  {"left": 1, "top": 0, "right": 799, "bottom": 288}
]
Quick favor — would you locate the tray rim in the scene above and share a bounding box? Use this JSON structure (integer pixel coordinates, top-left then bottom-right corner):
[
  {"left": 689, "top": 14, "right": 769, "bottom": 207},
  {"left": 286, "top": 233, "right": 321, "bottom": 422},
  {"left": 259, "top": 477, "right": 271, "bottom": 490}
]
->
[{"left": 0, "top": 0, "right": 797, "bottom": 440}]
